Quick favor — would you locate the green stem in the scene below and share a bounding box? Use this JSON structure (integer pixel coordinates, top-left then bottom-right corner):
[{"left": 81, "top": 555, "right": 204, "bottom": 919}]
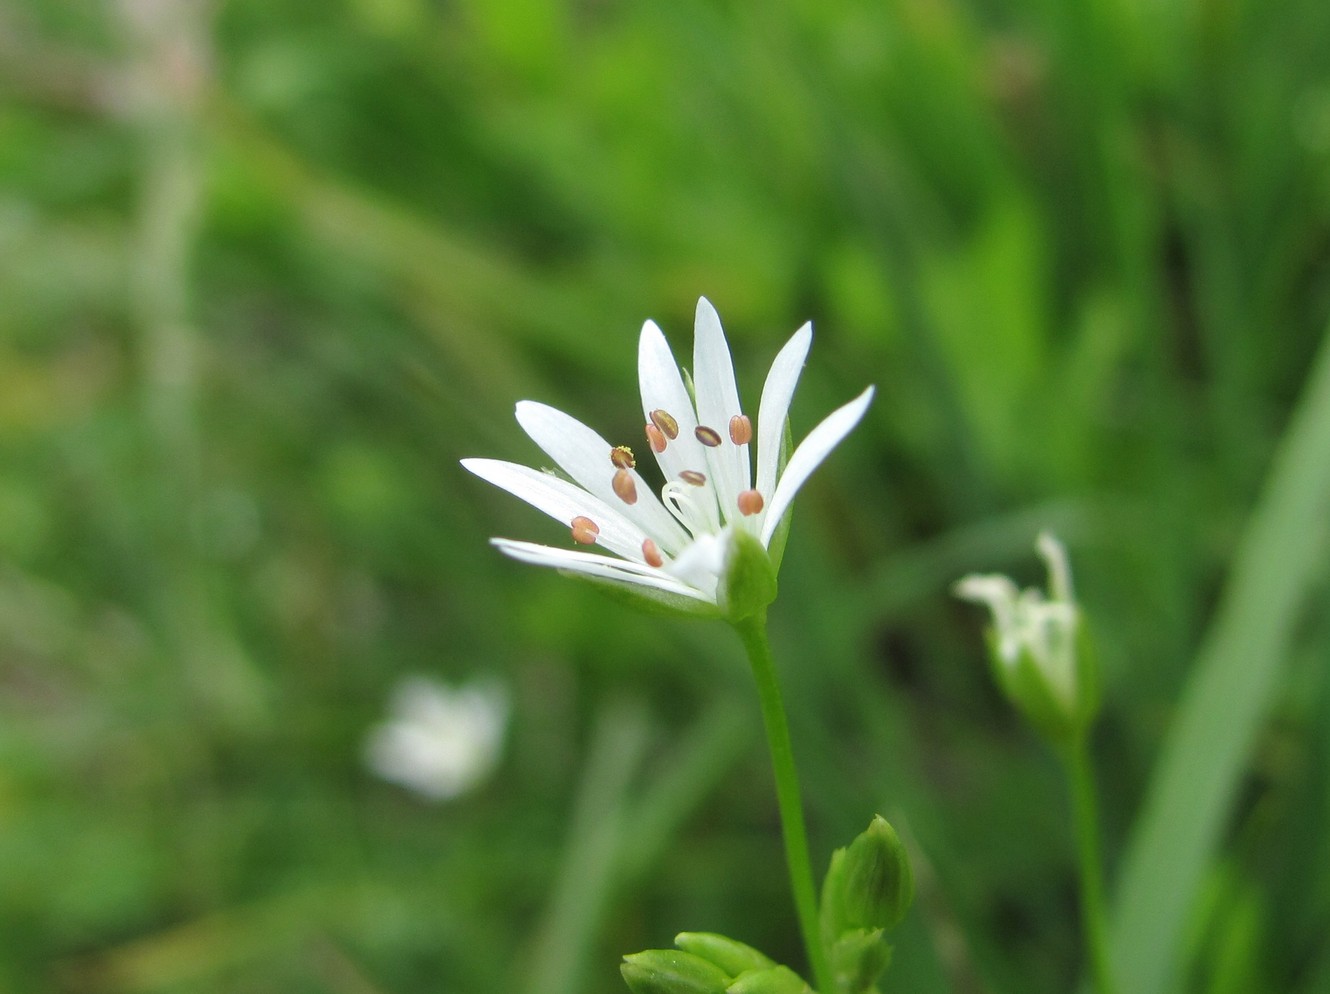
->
[
  {"left": 732, "top": 611, "right": 832, "bottom": 994},
  {"left": 1062, "top": 735, "right": 1117, "bottom": 994}
]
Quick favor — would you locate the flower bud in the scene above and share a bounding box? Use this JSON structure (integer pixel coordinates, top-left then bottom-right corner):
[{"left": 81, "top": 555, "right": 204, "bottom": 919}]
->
[
  {"left": 821, "top": 816, "right": 914, "bottom": 941},
  {"left": 725, "top": 965, "right": 811, "bottom": 994},
  {"left": 673, "top": 933, "right": 774, "bottom": 978},
  {"left": 828, "top": 928, "right": 892, "bottom": 994},
  {"left": 621, "top": 950, "right": 730, "bottom": 994}
]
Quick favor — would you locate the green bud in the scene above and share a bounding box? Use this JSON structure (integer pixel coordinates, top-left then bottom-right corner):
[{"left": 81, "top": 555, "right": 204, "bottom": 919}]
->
[
  {"left": 674, "top": 933, "right": 775, "bottom": 978},
  {"left": 726, "top": 965, "right": 811, "bottom": 994},
  {"left": 821, "top": 816, "right": 914, "bottom": 941},
  {"left": 722, "top": 528, "right": 778, "bottom": 621},
  {"left": 621, "top": 950, "right": 731, "bottom": 994},
  {"left": 829, "top": 928, "right": 892, "bottom": 994}
]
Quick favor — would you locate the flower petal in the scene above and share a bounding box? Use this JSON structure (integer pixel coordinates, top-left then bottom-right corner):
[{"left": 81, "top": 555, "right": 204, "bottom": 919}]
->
[
  {"left": 637, "top": 319, "right": 721, "bottom": 531},
  {"left": 755, "top": 321, "right": 811, "bottom": 506},
  {"left": 461, "top": 458, "right": 651, "bottom": 562},
  {"left": 692, "top": 297, "right": 750, "bottom": 516},
  {"left": 514, "top": 400, "right": 690, "bottom": 553},
  {"left": 490, "top": 538, "right": 714, "bottom": 602},
  {"left": 759, "top": 385, "right": 875, "bottom": 546}
]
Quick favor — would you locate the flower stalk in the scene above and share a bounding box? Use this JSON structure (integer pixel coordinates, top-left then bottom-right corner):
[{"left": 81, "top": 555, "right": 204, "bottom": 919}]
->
[
  {"left": 1060, "top": 734, "right": 1117, "bottom": 994},
  {"left": 732, "top": 610, "right": 832, "bottom": 994}
]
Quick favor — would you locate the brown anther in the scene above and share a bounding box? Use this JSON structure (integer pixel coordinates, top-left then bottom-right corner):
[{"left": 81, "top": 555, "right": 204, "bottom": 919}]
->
[
  {"left": 649, "top": 409, "right": 680, "bottom": 440},
  {"left": 612, "top": 469, "right": 638, "bottom": 505},
  {"left": 729, "top": 414, "right": 753, "bottom": 445},
  {"left": 610, "top": 445, "right": 636, "bottom": 470},
  {"left": 570, "top": 515, "right": 600, "bottom": 544},
  {"left": 645, "top": 423, "right": 667, "bottom": 453},
  {"left": 737, "top": 489, "right": 765, "bottom": 516},
  {"left": 679, "top": 470, "right": 707, "bottom": 486},
  {"left": 642, "top": 538, "right": 664, "bottom": 568},
  {"left": 694, "top": 425, "right": 722, "bottom": 447}
]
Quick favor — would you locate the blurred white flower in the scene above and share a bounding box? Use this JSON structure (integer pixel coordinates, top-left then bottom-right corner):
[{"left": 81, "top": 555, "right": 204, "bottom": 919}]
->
[
  {"left": 364, "top": 676, "right": 509, "bottom": 801},
  {"left": 954, "top": 531, "right": 1080, "bottom": 710}
]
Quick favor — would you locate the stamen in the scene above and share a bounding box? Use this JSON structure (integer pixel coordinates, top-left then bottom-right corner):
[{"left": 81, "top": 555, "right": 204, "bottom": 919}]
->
[
  {"left": 662, "top": 482, "right": 708, "bottom": 535},
  {"left": 737, "top": 489, "right": 765, "bottom": 516},
  {"left": 679, "top": 470, "right": 707, "bottom": 486},
  {"left": 642, "top": 538, "right": 664, "bottom": 568},
  {"left": 645, "top": 423, "right": 667, "bottom": 453},
  {"left": 570, "top": 515, "right": 600, "bottom": 544},
  {"left": 649, "top": 409, "right": 680, "bottom": 440},
  {"left": 694, "top": 425, "right": 722, "bottom": 447},
  {"left": 729, "top": 414, "right": 753, "bottom": 445},
  {"left": 612, "top": 469, "right": 638, "bottom": 505},
  {"left": 610, "top": 445, "right": 635, "bottom": 469}
]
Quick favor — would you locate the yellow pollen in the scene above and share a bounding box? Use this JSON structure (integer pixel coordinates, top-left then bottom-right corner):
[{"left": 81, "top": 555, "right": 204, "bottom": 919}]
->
[
  {"left": 679, "top": 470, "right": 707, "bottom": 486},
  {"left": 570, "top": 515, "right": 600, "bottom": 544},
  {"left": 612, "top": 469, "right": 638, "bottom": 505},
  {"left": 610, "top": 445, "right": 636, "bottom": 469},
  {"left": 642, "top": 538, "right": 663, "bottom": 568},
  {"left": 649, "top": 409, "right": 680, "bottom": 440},
  {"left": 729, "top": 414, "right": 753, "bottom": 445},
  {"left": 737, "top": 489, "right": 765, "bottom": 516},
  {"left": 694, "top": 425, "right": 722, "bottom": 447},
  {"left": 645, "top": 423, "right": 667, "bottom": 453}
]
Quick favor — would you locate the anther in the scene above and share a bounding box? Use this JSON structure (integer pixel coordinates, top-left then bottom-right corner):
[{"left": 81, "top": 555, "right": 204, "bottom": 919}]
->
[
  {"left": 645, "top": 423, "right": 667, "bottom": 453},
  {"left": 610, "top": 445, "right": 635, "bottom": 469},
  {"left": 612, "top": 469, "right": 638, "bottom": 505},
  {"left": 649, "top": 409, "right": 679, "bottom": 440},
  {"left": 737, "top": 489, "right": 765, "bottom": 516},
  {"left": 679, "top": 470, "right": 707, "bottom": 486},
  {"left": 729, "top": 414, "right": 753, "bottom": 445},
  {"left": 570, "top": 515, "right": 600, "bottom": 544},
  {"left": 642, "top": 538, "right": 663, "bottom": 568},
  {"left": 694, "top": 425, "right": 722, "bottom": 447}
]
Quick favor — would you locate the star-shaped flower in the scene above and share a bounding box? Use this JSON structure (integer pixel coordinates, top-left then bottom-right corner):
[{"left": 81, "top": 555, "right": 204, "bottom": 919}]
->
[{"left": 462, "top": 298, "right": 874, "bottom": 617}]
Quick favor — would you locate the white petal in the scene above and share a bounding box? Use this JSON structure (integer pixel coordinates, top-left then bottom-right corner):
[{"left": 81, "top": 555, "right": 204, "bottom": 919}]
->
[
  {"left": 514, "top": 400, "right": 690, "bottom": 553},
  {"left": 1036, "top": 531, "right": 1075, "bottom": 603},
  {"left": 755, "top": 321, "right": 812, "bottom": 506},
  {"left": 954, "top": 574, "right": 1022, "bottom": 662},
  {"left": 637, "top": 319, "right": 721, "bottom": 531},
  {"left": 661, "top": 530, "right": 728, "bottom": 603},
  {"left": 461, "top": 458, "right": 650, "bottom": 563},
  {"left": 759, "top": 386, "right": 875, "bottom": 546},
  {"left": 692, "top": 297, "right": 750, "bottom": 516},
  {"left": 490, "top": 538, "right": 714, "bottom": 602}
]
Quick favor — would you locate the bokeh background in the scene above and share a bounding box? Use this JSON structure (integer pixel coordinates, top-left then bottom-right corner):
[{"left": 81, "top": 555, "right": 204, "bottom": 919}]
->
[{"left": 3, "top": 0, "right": 1330, "bottom": 992}]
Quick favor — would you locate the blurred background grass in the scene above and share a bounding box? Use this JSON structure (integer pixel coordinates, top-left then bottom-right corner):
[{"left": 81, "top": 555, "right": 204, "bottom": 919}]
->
[{"left": 3, "top": 0, "right": 1330, "bottom": 992}]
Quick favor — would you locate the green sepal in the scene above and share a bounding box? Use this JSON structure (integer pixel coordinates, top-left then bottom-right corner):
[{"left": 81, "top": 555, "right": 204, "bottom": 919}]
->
[
  {"left": 821, "top": 816, "right": 914, "bottom": 942},
  {"left": 621, "top": 949, "right": 731, "bottom": 994},
  {"left": 988, "top": 619, "right": 1100, "bottom": 745},
  {"left": 722, "top": 528, "right": 778, "bottom": 621},
  {"left": 674, "top": 933, "right": 776, "bottom": 977},
  {"left": 557, "top": 569, "right": 723, "bottom": 621},
  {"left": 726, "top": 965, "right": 811, "bottom": 994},
  {"left": 828, "top": 928, "right": 892, "bottom": 994}
]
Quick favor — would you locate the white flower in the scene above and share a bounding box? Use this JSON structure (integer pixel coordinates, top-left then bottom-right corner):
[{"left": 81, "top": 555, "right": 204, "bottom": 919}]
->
[
  {"left": 953, "top": 532, "right": 1080, "bottom": 710},
  {"left": 462, "top": 298, "right": 874, "bottom": 613},
  {"left": 364, "top": 676, "right": 509, "bottom": 801}
]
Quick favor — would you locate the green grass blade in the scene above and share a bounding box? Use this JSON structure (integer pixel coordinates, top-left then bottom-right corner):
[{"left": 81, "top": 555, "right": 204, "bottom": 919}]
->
[{"left": 1109, "top": 321, "right": 1330, "bottom": 994}]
